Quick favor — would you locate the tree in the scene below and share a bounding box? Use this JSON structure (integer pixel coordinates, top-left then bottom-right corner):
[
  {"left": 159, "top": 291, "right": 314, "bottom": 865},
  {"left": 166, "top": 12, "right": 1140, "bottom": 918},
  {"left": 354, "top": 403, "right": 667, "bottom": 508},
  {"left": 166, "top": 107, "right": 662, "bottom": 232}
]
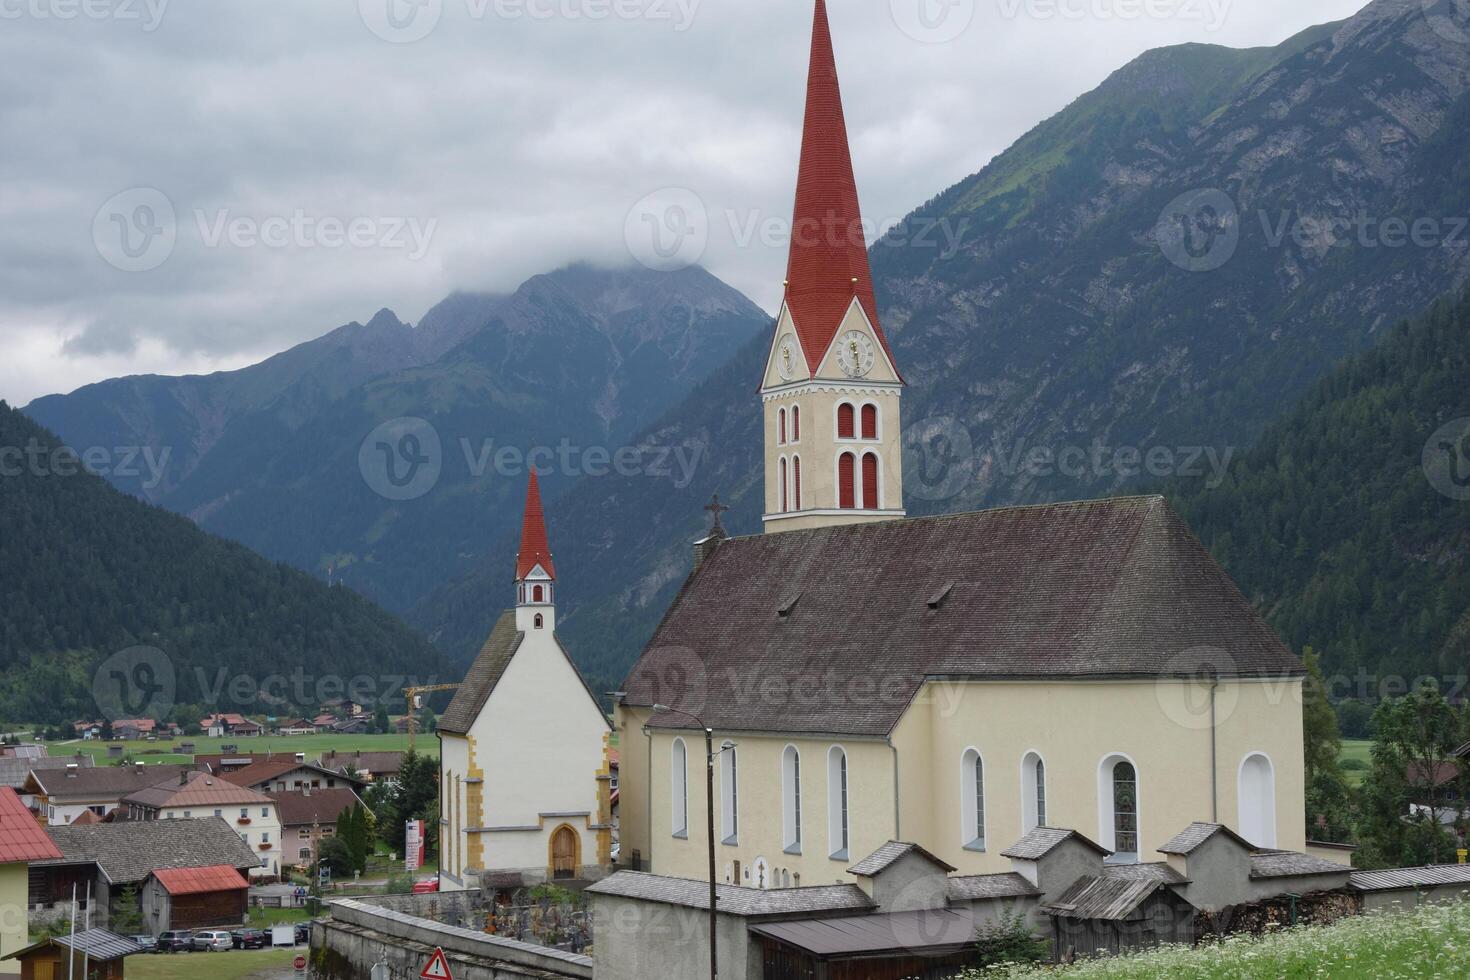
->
[
  {"left": 1302, "top": 648, "right": 1352, "bottom": 842},
  {"left": 317, "top": 836, "right": 354, "bottom": 877},
  {"left": 111, "top": 886, "right": 143, "bottom": 934},
  {"left": 372, "top": 703, "right": 391, "bottom": 735},
  {"left": 1354, "top": 684, "right": 1467, "bottom": 868}
]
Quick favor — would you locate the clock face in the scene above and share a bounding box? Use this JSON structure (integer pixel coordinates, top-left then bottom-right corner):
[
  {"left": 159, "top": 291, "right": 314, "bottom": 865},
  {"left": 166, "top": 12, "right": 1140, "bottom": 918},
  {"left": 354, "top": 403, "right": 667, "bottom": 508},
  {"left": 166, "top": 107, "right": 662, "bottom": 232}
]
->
[
  {"left": 776, "top": 333, "right": 799, "bottom": 381},
  {"left": 836, "top": 330, "right": 877, "bottom": 378}
]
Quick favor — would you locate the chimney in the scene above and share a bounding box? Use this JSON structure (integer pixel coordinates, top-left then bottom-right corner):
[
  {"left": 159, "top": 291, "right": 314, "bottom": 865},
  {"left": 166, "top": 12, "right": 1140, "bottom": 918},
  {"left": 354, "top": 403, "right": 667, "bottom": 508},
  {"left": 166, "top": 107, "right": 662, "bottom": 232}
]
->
[
  {"left": 302, "top": 785, "right": 310, "bottom": 798},
  {"left": 295, "top": 753, "right": 306, "bottom": 763},
  {"left": 179, "top": 769, "right": 188, "bottom": 786},
  {"left": 65, "top": 764, "right": 77, "bottom": 777},
  {"left": 135, "top": 762, "right": 144, "bottom": 773}
]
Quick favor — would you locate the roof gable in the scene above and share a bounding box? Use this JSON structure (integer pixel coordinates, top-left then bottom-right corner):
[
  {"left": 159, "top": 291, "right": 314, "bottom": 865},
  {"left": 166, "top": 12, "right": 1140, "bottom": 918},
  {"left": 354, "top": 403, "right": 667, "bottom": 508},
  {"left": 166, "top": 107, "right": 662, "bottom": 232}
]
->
[
  {"left": 0, "top": 787, "right": 62, "bottom": 863},
  {"left": 1002, "top": 827, "right": 1110, "bottom": 861},
  {"left": 626, "top": 497, "right": 1300, "bottom": 735},
  {"left": 152, "top": 864, "right": 247, "bottom": 895},
  {"left": 1158, "top": 821, "right": 1255, "bottom": 855},
  {"left": 440, "top": 612, "right": 524, "bottom": 735},
  {"left": 848, "top": 841, "right": 956, "bottom": 877}
]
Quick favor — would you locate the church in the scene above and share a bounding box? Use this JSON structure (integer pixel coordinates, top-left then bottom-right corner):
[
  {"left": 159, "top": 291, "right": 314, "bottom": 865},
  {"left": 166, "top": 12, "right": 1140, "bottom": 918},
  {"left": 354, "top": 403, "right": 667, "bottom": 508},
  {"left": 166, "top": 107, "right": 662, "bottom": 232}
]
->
[
  {"left": 612, "top": 0, "right": 1306, "bottom": 889},
  {"left": 438, "top": 473, "right": 614, "bottom": 891}
]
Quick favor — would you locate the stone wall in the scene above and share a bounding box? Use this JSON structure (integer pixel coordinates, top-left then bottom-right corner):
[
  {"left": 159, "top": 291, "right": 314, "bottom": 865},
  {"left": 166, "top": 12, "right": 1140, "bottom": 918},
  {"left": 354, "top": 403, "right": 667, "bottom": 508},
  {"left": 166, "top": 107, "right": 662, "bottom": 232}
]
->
[{"left": 313, "top": 899, "right": 591, "bottom": 980}]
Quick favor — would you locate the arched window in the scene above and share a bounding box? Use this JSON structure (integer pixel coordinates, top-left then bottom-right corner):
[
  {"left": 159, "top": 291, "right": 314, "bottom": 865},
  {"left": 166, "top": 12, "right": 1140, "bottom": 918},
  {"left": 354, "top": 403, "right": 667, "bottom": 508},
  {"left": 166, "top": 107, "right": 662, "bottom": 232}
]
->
[
  {"left": 532, "top": 584, "right": 544, "bottom": 603},
  {"left": 861, "top": 404, "right": 877, "bottom": 440},
  {"left": 782, "top": 746, "right": 802, "bottom": 853},
  {"left": 862, "top": 453, "right": 879, "bottom": 509},
  {"left": 778, "top": 407, "right": 787, "bottom": 445},
  {"left": 792, "top": 456, "right": 802, "bottom": 510},
  {"left": 533, "top": 613, "right": 544, "bottom": 630},
  {"left": 720, "top": 742, "right": 739, "bottom": 844},
  {"left": 838, "top": 453, "right": 856, "bottom": 509},
  {"left": 837, "top": 402, "right": 855, "bottom": 439},
  {"left": 1097, "top": 756, "right": 1138, "bottom": 860},
  {"left": 779, "top": 457, "right": 788, "bottom": 512},
  {"left": 827, "top": 747, "right": 849, "bottom": 860},
  {"left": 791, "top": 405, "right": 800, "bottom": 442},
  {"left": 1022, "top": 752, "right": 1047, "bottom": 831},
  {"left": 671, "top": 739, "right": 688, "bottom": 838},
  {"left": 1238, "top": 753, "right": 1276, "bottom": 847},
  {"left": 961, "top": 749, "right": 986, "bottom": 851},
  {"left": 518, "top": 584, "right": 525, "bottom": 604}
]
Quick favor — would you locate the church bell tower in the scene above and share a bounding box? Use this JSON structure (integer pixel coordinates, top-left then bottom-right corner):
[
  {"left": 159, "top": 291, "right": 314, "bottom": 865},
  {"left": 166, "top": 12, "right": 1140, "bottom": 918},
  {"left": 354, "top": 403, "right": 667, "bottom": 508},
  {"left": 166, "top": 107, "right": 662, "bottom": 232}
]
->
[
  {"left": 761, "top": 0, "right": 905, "bottom": 534},
  {"left": 514, "top": 471, "right": 556, "bottom": 632}
]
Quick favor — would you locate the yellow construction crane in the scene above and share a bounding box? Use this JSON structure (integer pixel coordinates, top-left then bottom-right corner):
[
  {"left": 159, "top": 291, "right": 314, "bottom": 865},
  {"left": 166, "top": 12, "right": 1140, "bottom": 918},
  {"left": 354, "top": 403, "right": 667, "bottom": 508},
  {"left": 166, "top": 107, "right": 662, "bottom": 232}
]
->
[{"left": 402, "top": 683, "right": 460, "bottom": 753}]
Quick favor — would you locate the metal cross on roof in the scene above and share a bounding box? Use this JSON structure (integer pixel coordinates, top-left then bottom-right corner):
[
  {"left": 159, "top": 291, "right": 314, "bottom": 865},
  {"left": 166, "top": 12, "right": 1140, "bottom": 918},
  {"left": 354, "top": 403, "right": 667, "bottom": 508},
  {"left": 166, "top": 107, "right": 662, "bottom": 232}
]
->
[{"left": 704, "top": 493, "right": 729, "bottom": 535}]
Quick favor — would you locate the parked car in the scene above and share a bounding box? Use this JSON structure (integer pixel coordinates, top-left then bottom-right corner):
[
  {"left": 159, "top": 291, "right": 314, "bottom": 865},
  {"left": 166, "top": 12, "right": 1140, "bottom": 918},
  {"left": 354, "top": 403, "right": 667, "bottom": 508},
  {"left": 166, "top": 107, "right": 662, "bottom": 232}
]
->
[
  {"left": 231, "top": 928, "right": 267, "bottom": 949},
  {"left": 411, "top": 876, "right": 439, "bottom": 894},
  {"left": 128, "top": 935, "right": 157, "bottom": 952},
  {"left": 192, "top": 930, "right": 234, "bottom": 952},
  {"left": 155, "top": 930, "right": 193, "bottom": 953},
  {"left": 294, "top": 922, "right": 310, "bottom": 945}
]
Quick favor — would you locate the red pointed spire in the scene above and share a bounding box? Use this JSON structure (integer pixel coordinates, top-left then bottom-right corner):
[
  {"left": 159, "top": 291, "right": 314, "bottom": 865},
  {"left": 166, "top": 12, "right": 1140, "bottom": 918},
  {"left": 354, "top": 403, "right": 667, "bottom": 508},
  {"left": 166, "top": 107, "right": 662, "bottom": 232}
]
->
[
  {"left": 516, "top": 471, "right": 555, "bottom": 580},
  {"left": 783, "top": 0, "right": 898, "bottom": 376}
]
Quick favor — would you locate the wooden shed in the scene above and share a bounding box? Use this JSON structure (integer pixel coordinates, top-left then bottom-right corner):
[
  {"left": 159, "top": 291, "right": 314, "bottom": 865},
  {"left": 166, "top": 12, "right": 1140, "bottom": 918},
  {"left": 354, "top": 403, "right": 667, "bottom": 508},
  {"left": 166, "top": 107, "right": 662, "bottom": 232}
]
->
[
  {"left": 141, "top": 864, "right": 248, "bottom": 932},
  {"left": 2, "top": 928, "right": 137, "bottom": 980},
  {"left": 1044, "top": 870, "right": 1197, "bottom": 961},
  {"left": 752, "top": 908, "right": 983, "bottom": 980}
]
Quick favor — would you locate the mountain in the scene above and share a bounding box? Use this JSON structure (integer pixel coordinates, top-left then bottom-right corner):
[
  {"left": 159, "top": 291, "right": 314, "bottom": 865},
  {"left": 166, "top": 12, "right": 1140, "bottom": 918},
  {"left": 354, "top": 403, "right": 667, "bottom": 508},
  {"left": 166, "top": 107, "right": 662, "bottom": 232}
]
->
[
  {"left": 0, "top": 402, "right": 453, "bottom": 725},
  {"left": 413, "top": 0, "right": 1470, "bottom": 685},
  {"left": 26, "top": 264, "right": 769, "bottom": 614},
  {"left": 1167, "top": 286, "right": 1470, "bottom": 684}
]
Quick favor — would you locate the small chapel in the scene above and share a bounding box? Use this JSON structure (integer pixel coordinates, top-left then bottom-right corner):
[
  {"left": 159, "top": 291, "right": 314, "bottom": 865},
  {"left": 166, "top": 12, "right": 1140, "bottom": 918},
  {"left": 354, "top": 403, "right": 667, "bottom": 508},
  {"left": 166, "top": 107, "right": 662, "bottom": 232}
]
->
[
  {"left": 612, "top": 0, "right": 1308, "bottom": 890},
  {"left": 438, "top": 473, "right": 614, "bottom": 891}
]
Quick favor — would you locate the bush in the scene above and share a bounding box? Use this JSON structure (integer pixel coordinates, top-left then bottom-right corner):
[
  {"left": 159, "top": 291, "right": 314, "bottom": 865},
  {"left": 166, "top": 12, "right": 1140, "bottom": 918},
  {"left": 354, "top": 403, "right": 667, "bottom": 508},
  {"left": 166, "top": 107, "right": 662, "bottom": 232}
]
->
[{"left": 975, "top": 908, "right": 1051, "bottom": 968}]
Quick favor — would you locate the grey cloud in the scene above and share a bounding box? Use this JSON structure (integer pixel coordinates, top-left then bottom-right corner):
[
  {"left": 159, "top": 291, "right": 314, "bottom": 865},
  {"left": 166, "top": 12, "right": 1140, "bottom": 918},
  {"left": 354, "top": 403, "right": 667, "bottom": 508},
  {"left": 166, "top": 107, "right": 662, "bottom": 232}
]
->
[{"left": 0, "top": 0, "right": 1371, "bottom": 404}]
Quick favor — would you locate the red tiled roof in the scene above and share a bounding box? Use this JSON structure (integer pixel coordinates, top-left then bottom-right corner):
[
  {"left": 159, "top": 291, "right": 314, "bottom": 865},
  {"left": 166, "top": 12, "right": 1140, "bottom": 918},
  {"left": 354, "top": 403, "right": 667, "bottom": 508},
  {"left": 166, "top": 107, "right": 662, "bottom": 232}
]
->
[
  {"left": 0, "top": 787, "right": 62, "bottom": 863},
  {"left": 782, "top": 0, "right": 898, "bottom": 379},
  {"left": 151, "top": 864, "right": 247, "bottom": 895},
  {"left": 516, "top": 471, "right": 555, "bottom": 580}
]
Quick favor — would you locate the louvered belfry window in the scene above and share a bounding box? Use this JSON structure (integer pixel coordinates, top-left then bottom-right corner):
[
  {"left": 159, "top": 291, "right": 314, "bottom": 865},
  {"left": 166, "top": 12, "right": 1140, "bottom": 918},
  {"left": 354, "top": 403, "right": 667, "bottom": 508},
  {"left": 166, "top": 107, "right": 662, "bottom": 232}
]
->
[
  {"left": 837, "top": 403, "right": 855, "bottom": 439},
  {"left": 861, "top": 404, "right": 877, "bottom": 440},
  {"left": 838, "top": 453, "right": 856, "bottom": 508},
  {"left": 862, "top": 453, "right": 879, "bottom": 509}
]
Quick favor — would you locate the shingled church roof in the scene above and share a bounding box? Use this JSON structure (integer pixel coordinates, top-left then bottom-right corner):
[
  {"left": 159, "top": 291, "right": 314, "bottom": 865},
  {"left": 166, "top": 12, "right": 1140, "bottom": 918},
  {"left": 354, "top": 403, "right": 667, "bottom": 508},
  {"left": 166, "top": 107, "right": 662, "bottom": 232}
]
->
[{"left": 622, "top": 496, "right": 1301, "bottom": 737}]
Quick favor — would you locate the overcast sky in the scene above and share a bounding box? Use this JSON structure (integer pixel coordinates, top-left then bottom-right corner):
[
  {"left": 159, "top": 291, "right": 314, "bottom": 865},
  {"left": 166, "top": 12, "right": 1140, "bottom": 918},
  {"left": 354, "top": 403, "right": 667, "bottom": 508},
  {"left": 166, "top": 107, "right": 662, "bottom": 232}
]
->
[{"left": 0, "top": 0, "right": 1371, "bottom": 405}]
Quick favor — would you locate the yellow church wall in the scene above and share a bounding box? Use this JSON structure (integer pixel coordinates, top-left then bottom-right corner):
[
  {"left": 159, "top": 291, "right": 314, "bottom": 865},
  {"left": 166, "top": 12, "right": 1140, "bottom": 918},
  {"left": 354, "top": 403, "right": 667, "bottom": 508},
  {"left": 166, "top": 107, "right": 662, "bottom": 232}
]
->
[
  {"left": 914, "top": 677, "right": 1307, "bottom": 874},
  {"left": 617, "top": 677, "right": 1305, "bottom": 885},
  {"left": 615, "top": 705, "right": 654, "bottom": 870},
  {"left": 628, "top": 722, "right": 899, "bottom": 887},
  {"left": 0, "top": 862, "right": 24, "bottom": 976}
]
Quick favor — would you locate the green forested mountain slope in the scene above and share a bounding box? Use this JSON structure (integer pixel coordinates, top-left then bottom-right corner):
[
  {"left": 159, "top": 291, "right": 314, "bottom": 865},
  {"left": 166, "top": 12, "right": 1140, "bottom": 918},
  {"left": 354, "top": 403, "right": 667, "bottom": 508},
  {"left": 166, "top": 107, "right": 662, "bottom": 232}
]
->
[
  {"left": 0, "top": 403, "right": 454, "bottom": 724},
  {"left": 1169, "top": 289, "right": 1470, "bottom": 683}
]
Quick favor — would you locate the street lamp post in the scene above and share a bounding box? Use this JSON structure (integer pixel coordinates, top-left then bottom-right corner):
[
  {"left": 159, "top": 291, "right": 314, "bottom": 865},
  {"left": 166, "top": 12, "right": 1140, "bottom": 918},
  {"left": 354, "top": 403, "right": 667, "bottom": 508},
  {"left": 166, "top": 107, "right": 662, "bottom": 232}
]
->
[{"left": 654, "top": 704, "right": 718, "bottom": 980}]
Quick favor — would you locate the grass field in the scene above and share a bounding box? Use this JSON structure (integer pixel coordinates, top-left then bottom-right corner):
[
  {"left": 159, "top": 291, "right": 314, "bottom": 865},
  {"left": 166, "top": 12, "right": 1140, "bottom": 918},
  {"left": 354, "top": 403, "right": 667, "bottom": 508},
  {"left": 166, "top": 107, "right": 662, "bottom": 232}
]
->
[
  {"left": 1339, "top": 738, "right": 1373, "bottom": 787},
  {"left": 960, "top": 899, "right": 1470, "bottom": 978},
  {"left": 129, "top": 947, "right": 298, "bottom": 980},
  {"left": 57, "top": 731, "right": 437, "bottom": 763}
]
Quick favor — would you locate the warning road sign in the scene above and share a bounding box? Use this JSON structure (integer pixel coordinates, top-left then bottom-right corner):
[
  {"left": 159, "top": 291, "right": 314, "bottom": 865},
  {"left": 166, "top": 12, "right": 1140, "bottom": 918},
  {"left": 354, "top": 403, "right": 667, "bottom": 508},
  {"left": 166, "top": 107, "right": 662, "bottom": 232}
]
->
[{"left": 420, "top": 947, "right": 454, "bottom": 980}]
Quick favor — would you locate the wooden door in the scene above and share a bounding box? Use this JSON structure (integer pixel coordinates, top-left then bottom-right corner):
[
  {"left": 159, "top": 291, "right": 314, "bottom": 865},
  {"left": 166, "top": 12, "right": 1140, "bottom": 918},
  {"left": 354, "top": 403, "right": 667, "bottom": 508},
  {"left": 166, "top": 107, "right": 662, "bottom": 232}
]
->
[{"left": 551, "top": 826, "right": 578, "bottom": 879}]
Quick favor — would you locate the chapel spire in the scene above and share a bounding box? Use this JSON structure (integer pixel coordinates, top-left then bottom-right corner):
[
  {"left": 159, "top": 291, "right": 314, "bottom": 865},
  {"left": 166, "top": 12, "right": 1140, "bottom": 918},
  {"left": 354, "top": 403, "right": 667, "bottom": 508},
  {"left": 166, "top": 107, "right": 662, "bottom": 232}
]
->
[
  {"left": 516, "top": 470, "right": 555, "bottom": 581},
  {"left": 515, "top": 472, "right": 556, "bottom": 629}
]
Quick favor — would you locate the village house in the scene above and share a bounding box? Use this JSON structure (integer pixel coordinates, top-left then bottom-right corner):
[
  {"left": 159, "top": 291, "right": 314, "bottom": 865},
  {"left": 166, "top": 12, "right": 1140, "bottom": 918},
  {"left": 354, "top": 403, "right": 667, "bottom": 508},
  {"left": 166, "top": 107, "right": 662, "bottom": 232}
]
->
[
  {"left": 216, "top": 755, "right": 366, "bottom": 796},
  {"left": 437, "top": 474, "right": 614, "bottom": 891},
  {"left": 0, "top": 756, "right": 92, "bottom": 812},
  {"left": 269, "top": 788, "right": 363, "bottom": 869},
  {"left": 23, "top": 763, "right": 188, "bottom": 826},
  {"left": 30, "top": 817, "right": 259, "bottom": 933},
  {"left": 274, "top": 718, "right": 318, "bottom": 736},
  {"left": 320, "top": 749, "right": 404, "bottom": 784},
  {"left": 121, "top": 771, "right": 282, "bottom": 879},
  {"left": 0, "top": 788, "right": 62, "bottom": 975}
]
